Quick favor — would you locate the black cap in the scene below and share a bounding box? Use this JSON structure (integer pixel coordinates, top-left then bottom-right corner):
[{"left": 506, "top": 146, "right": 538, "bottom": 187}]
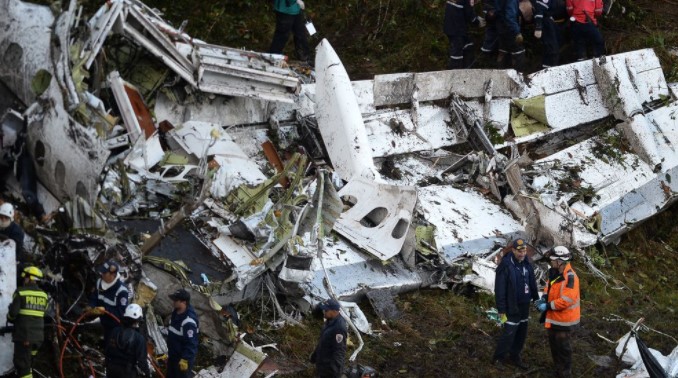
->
[
  {"left": 320, "top": 298, "right": 341, "bottom": 311},
  {"left": 168, "top": 288, "right": 190, "bottom": 302},
  {"left": 98, "top": 260, "right": 119, "bottom": 274}
]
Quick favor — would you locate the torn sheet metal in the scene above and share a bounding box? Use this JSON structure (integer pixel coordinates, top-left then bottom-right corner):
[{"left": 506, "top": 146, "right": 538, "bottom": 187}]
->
[
  {"left": 196, "top": 341, "right": 267, "bottom": 378},
  {"left": 417, "top": 185, "right": 525, "bottom": 262},
  {"left": 0, "top": 240, "right": 17, "bottom": 375},
  {"left": 314, "top": 39, "right": 380, "bottom": 182},
  {"left": 153, "top": 91, "right": 296, "bottom": 130},
  {"left": 212, "top": 235, "right": 267, "bottom": 290},
  {"left": 512, "top": 49, "right": 667, "bottom": 144},
  {"left": 0, "top": 0, "right": 54, "bottom": 105},
  {"left": 25, "top": 86, "right": 110, "bottom": 203},
  {"left": 373, "top": 69, "right": 523, "bottom": 106},
  {"left": 462, "top": 257, "right": 498, "bottom": 293},
  {"left": 125, "top": 132, "right": 165, "bottom": 172},
  {"left": 302, "top": 238, "right": 424, "bottom": 301},
  {"left": 108, "top": 71, "right": 156, "bottom": 142},
  {"left": 116, "top": 0, "right": 300, "bottom": 103},
  {"left": 333, "top": 178, "right": 417, "bottom": 261},
  {"left": 82, "top": 0, "right": 124, "bottom": 69},
  {"left": 527, "top": 111, "right": 678, "bottom": 246},
  {"left": 187, "top": 41, "right": 299, "bottom": 104}
]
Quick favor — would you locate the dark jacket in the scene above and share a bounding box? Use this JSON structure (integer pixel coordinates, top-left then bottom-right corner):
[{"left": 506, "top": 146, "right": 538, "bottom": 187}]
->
[
  {"left": 89, "top": 278, "right": 129, "bottom": 331},
  {"left": 495, "top": 0, "right": 521, "bottom": 35},
  {"left": 533, "top": 0, "right": 567, "bottom": 29},
  {"left": 311, "top": 315, "right": 347, "bottom": 377},
  {"left": 0, "top": 222, "right": 24, "bottom": 255},
  {"left": 167, "top": 305, "right": 199, "bottom": 364},
  {"left": 105, "top": 325, "right": 151, "bottom": 377},
  {"left": 7, "top": 283, "right": 48, "bottom": 343},
  {"left": 443, "top": 0, "right": 479, "bottom": 37},
  {"left": 494, "top": 252, "right": 539, "bottom": 315}
]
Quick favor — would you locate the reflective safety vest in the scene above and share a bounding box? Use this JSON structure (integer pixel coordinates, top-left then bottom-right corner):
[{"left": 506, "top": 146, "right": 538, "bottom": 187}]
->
[
  {"left": 7, "top": 284, "right": 48, "bottom": 342},
  {"left": 544, "top": 263, "right": 580, "bottom": 329}
]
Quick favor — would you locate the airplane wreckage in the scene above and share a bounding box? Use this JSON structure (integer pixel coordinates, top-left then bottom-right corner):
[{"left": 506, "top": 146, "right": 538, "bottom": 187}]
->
[{"left": 2, "top": 0, "right": 678, "bottom": 376}]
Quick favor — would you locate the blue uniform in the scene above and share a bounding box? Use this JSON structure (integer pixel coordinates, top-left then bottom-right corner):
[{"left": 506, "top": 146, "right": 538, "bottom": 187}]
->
[
  {"left": 492, "top": 252, "right": 539, "bottom": 365},
  {"left": 89, "top": 278, "right": 129, "bottom": 345},
  {"left": 310, "top": 315, "right": 347, "bottom": 378},
  {"left": 167, "top": 305, "right": 199, "bottom": 378},
  {"left": 481, "top": 1, "right": 499, "bottom": 54},
  {"left": 443, "top": 0, "right": 480, "bottom": 69},
  {"left": 495, "top": 0, "right": 525, "bottom": 70},
  {"left": 105, "top": 325, "right": 151, "bottom": 378},
  {"left": 0, "top": 222, "right": 24, "bottom": 258},
  {"left": 533, "top": 0, "right": 567, "bottom": 67}
]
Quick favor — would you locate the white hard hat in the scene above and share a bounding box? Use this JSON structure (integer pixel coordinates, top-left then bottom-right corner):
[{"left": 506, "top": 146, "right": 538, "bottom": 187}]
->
[
  {"left": 550, "top": 246, "right": 572, "bottom": 261},
  {"left": 0, "top": 203, "right": 14, "bottom": 219},
  {"left": 123, "top": 303, "right": 143, "bottom": 320}
]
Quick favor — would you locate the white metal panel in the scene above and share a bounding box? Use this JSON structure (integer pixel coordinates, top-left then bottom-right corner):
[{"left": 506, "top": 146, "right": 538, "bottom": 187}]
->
[{"left": 0, "top": 240, "right": 17, "bottom": 375}]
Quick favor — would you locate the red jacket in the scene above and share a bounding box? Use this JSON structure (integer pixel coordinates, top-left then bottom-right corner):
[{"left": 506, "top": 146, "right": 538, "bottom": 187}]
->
[{"left": 566, "top": 0, "right": 603, "bottom": 25}]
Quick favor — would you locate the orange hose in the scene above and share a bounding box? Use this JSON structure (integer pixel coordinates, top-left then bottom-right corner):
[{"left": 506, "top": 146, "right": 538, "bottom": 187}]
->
[{"left": 59, "top": 311, "right": 120, "bottom": 378}]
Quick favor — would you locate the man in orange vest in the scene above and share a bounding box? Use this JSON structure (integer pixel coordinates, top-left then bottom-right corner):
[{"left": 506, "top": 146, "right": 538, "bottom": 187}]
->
[{"left": 536, "top": 246, "right": 580, "bottom": 378}]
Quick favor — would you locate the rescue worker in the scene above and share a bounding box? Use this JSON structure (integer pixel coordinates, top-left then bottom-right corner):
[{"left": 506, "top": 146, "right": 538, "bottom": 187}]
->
[
  {"left": 492, "top": 238, "right": 539, "bottom": 370},
  {"left": 310, "top": 299, "right": 347, "bottom": 378},
  {"left": 269, "top": 0, "right": 311, "bottom": 63},
  {"left": 495, "top": 0, "right": 526, "bottom": 71},
  {"left": 88, "top": 260, "right": 129, "bottom": 347},
  {"left": 167, "top": 288, "right": 199, "bottom": 378},
  {"left": 443, "top": 0, "right": 486, "bottom": 69},
  {"left": 0, "top": 202, "right": 25, "bottom": 258},
  {"left": 533, "top": 0, "right": 568, "bottom": 67},
  {"left": 480, "top": 0, "right": 499, "bottom": 58},
  {"left": 7, "top": 266, "right": 48, "bottom": 378},
  {"left": 566, "top": 0, "right": 605, "bottom": 60},
  {"left": 104, "top": 303, "right": 151, "bottom": 378},
  {"left": 536, "top": 246, "right": 580, "bottom": 378}
]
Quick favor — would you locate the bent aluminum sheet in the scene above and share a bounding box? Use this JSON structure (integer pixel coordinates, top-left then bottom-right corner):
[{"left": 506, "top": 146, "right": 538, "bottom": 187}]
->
[
  {"left": 417, "top": 185, "right": 525, "bottom": 262},
  {"left": 531, "top": 103, "right": 678, "bottom": 245},
  {"left": 0, "top": 0, "right": 54, "bottom": 104},
  {"left": 302, "top": 238, "right": 424, "bottom": 301},
  {"left": 0, "top": 240, "right": 16, "bottom": 375},
  {"left": 334, "top": 178, "right": 417, "bottom": 261}
]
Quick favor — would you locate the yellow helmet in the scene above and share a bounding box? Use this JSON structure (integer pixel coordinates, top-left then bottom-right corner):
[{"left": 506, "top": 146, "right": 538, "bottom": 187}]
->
[{"left": 21, "top": 266, "right": 43, "bottom": 280}]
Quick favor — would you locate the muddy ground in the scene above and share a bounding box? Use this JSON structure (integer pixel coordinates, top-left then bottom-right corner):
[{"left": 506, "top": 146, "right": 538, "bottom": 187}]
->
[{"left": 22, "top": 0, "right": 678, "bottom": 377}]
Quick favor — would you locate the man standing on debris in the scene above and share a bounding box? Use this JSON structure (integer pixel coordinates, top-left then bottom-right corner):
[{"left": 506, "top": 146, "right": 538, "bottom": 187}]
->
[
  {"left": 536, "top": 246, "right": 580, "bottom": 378},
  {"left": 532, "top": 0, "right": 568, "bottom": 68},
  {"left": 88, "top": 260, "right": 129, "bottom": 347},
  {"left": 0, "top": 202, "right": 25, "bottom": 258},
  {"left": 443, "top": 0, "right": 486, "bottom": 69},
  {"left": 167, "top": 288, "right": 199, "bottom": 378},
  {"left": 495, "top": 0, "right": 526, "bottom": 71},
  {"left": 567, "top": 0, "right": 605, "bottom": 60},
  {"left": 104, "top": 303, "right": 151, "bottom": 378},
  {"left": 310, "top": 299, "right": 347, "bottom": 378},
  {"left": 269, "top": 0, "right": 311, "bottom": 63},
  {"left": 492, "top": 238, "right": 539, "bottom": 370},
  {"left": 7, "top": 266, "right": 49, "bottom": 378}
]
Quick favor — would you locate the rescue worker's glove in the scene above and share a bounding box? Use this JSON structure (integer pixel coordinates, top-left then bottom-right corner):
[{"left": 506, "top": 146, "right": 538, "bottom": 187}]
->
[
  {"left": 477, "top": 17, "right": 487, "bottom": 28},
  {"left": 534, "top": 298, "right": 545, "bottom": 311},
  {"left": 515, "top": 33, "right": 524, "bottom": 44},
  {"left": 179, "top": 359, "right": 189, "bottom": 372},
  {"left": 534, "top": 30, "right": 543, "bottom": 39},
  {"left": 296, "top": 0, "right": 305, "bottom": 10},
  {"left": 537, "top": 302, "right": 548, "bottom": 312},
  {"left": 499, "top": 313, "right": 507, "bottom": 324}
]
